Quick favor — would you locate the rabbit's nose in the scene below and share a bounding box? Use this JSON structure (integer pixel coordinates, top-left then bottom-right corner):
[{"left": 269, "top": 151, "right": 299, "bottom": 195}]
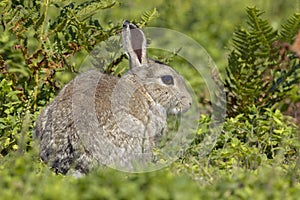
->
[
  {"left": 188, "top": 101, "right": 192, "bottom": 109},
  {"left": 180, "top": 96, "right": 192, "bottom": 113},
  {"left": 185, "top": 96, "right": 192, "bottom": 107}
]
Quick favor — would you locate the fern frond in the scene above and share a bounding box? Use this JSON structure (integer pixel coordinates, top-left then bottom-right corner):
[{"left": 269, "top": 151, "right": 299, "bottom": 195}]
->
[
  {"left": 233, "top": 7, "right": 277, "bottom": 59},
  {"left": 76, "top": 0, "right": 118, "bottom": 21},
  {"left": 280, "top": 13, "right": 300, "bottom": 43},
  {"left": 139, "top": 8, "right": 159, "bottom": 27},
  {"left": 225, "top": 7, "right": 300, "bottom": 117}
]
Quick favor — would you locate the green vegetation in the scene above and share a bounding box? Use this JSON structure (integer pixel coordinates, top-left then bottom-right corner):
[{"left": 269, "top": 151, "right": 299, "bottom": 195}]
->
[{"left": 0, "top": 0, "right": 300, "bottom": 199}]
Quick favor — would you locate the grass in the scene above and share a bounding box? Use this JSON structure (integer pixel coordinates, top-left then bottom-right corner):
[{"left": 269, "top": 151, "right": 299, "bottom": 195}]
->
[{"left": 0, "top": 149, "right": 300, "bottom": 200}]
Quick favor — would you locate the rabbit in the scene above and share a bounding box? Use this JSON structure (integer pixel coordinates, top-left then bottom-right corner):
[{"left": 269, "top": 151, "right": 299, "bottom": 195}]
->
[{"left": 35, "top": 20, "right": 192, "bottom": 175}]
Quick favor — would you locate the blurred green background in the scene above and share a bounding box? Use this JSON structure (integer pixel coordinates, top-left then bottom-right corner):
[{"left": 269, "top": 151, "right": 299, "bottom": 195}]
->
[{"left": 95, "top": 0, "right": 300, "bottom": 70}]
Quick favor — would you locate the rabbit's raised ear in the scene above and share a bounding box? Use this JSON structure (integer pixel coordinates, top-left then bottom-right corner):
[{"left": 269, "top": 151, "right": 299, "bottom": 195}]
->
[{"left": 122, "top": 20, "right": 147, "bottom": 68}]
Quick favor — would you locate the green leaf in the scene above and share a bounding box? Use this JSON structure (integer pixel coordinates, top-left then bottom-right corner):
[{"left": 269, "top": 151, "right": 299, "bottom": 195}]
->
[
  {"left": 139, "top": 8, "right": 159, "bottom": 27},
  {"left": 76, "top": 0, "right": 118, "bottom": 21},
  {"left": 280, "top": 13, "right": 300, "bottom": 43}
]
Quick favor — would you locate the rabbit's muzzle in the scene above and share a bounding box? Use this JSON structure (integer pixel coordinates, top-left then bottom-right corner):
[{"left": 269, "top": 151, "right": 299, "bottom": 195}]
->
[{"left": 170, "top": 95, "right": 192, "bottom": 114}]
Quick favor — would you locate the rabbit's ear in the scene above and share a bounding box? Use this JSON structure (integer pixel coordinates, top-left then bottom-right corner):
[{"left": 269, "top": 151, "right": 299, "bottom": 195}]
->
[{"left": 122, "top": 20, "right": 147, "bottom": 68}]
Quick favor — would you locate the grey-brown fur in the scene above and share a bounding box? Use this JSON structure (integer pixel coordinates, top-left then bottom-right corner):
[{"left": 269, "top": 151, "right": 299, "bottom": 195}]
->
[{"left": 35, "top": 21, "right": 192, "bottom": 175}]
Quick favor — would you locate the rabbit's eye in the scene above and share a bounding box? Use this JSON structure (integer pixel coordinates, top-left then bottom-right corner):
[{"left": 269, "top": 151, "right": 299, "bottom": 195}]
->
[{"left": 161, "top": 75, "right": 174, "bottom": 85}]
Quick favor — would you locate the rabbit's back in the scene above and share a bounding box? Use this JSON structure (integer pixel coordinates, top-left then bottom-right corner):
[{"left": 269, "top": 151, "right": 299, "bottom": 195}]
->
[{"left": 36, "top": 70, "right": 162, "bottom": 173}]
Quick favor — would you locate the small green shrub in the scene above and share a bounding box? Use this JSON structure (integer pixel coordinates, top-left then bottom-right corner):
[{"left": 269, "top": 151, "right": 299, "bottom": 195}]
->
[
  {"left": 212, "top": 108, "right": 299, "bottom": 169},
  {"left": 185, "top": 7, "right": 300, "bottom": 178}
]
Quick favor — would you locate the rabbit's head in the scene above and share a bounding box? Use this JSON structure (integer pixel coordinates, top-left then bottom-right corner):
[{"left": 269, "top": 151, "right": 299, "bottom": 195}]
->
[{"left": 122, "top": 20, "right": 192, "bottom": 115}]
